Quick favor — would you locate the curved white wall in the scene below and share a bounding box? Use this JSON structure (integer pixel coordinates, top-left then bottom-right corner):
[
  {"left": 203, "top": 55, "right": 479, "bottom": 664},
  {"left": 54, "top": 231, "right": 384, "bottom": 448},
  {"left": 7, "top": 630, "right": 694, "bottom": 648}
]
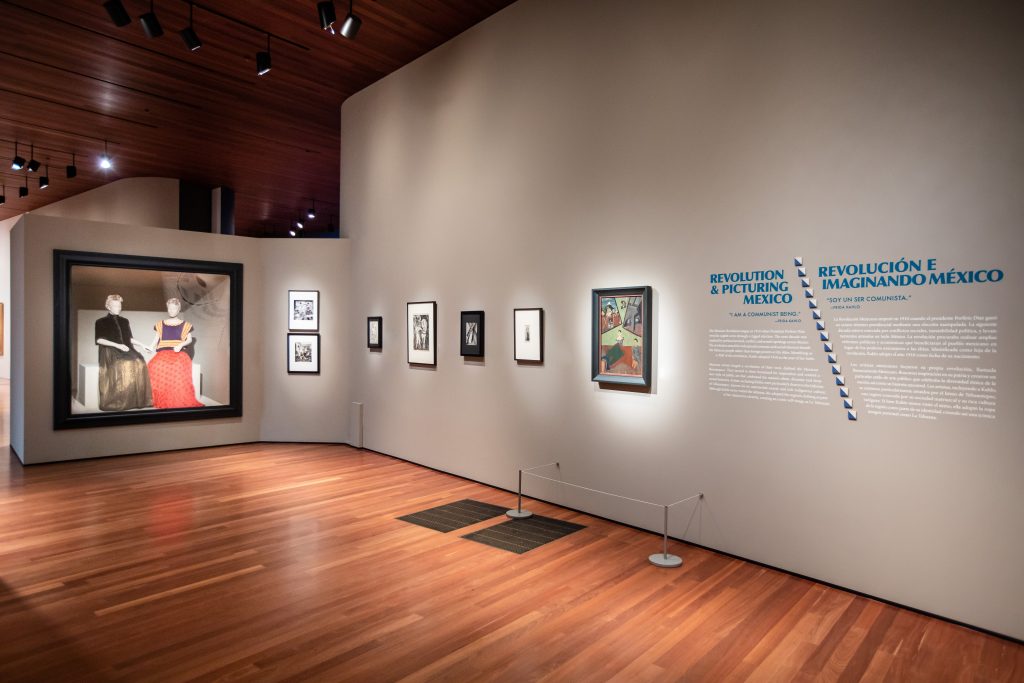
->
[
  {"left": 32, "top": 177, "right": 180, "bottom": 229},
  {"left": 342, "top": 0, "right": 1024, "bottom": 638}
]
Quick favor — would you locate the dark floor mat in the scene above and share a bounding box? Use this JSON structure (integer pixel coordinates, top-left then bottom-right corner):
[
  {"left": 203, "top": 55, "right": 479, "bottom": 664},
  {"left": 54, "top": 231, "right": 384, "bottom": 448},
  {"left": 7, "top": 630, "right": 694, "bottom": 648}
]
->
[
  {"left": 397, "top": 499, "right": 509, "bottom": 532},
  {"left": 461, "top": 515, "right": 585, "bottom": 554}
]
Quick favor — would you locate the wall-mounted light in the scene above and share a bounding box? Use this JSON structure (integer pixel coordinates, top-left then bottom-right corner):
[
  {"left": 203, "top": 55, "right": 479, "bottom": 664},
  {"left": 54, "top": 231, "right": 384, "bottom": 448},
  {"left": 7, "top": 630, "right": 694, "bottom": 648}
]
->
[
  {"left": 180, "top": 2, "right": 202, "bottom": 51},
  {"left": 27, "top": 144, "right": 40, "bottom": 173},
  {"left": 257, "top": 34, "right": 272, "bottom": 76},
  {"left": 99, "top": 140, "right": 113, "bottom": 170},
  {"left": 66, "top": 153, "right": 78, "bottom": 179},
  {"left": 318, "top": 1, "right": 337, "bottom": 34},
  {"left": 140, "top": 0, "right": 164, "bottom": 39},
  {"left": 39, "top": 165, "right": 50, "bottom": 189},
  {"left": 11, "top": 142, "right": 25, "bottom": 171},
  {"left": 340, "top": 0, "right": 361, "bottom": 39},
  {"left": 103, "top": 0, "right": 131, "bottom": 27}
]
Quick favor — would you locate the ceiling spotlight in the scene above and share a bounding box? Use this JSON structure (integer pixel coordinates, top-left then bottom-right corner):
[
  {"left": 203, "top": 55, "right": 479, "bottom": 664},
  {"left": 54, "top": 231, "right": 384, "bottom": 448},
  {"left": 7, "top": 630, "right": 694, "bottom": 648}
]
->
[
  {"left": 318, "top": 1, "right": 337, "bottom": 33},
  {"left": 307, "top": 200, "right": 316, "bottom": 220},
  {"left": 103, "top": 0, "right": 132, "bottom": 27},
  {"left": 140, "top": 0, "right": 164, "bottom": 39},
  {"left": 66, "top": 153, "right": 78, "bottom": 179},
  {"left": 340, "top": 0, "right": 361, "bottom": 39},
  {"left": 11, "top": 142, "right": 25, "bottom": 171},
  {"left": 40, "top": 166, "right": 50, "bottom": 189},
  {"left": 180, "top": 2, "right": 202, "bottom": 51},
  {"left": 257, "top": 34, "right": 272, "bottom": 76},
  {"left": 27, "top": 144, "right": 40, "bottom": 173},
  {"left": 289, "top": 229, "right": 297, "bottom": 237},
  {"left": 0, "top": 185, "right": 5, "bottom": 206},
  {"left": 295, "top": 220, "right": 304, "bottom": 230},
  {"left": 19, "top": 176, "right": 28, "bottom": 198},
  {"left": 99, "top": 140, "right": 113, "bottom": 170}
]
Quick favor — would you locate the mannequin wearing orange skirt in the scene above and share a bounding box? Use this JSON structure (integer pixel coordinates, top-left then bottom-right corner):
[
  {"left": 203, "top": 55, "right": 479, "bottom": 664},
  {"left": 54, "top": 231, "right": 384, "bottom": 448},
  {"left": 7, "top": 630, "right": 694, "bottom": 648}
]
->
[{"left": 147, "top": 297, "right": 203, "bottom": 409}]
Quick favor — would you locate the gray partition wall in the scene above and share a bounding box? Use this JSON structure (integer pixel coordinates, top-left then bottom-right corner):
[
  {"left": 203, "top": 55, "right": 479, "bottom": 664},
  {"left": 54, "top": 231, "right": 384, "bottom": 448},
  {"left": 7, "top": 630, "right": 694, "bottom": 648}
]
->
[{"left": 341, "top": 0, "right": 1024, "bottom": 638}]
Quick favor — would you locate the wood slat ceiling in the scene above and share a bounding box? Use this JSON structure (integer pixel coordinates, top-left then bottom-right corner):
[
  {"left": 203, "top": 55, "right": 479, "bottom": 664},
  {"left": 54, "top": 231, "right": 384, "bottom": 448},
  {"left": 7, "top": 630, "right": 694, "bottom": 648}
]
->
[{"left": 0, "top": 0, "right": 515, "bottom": 236}]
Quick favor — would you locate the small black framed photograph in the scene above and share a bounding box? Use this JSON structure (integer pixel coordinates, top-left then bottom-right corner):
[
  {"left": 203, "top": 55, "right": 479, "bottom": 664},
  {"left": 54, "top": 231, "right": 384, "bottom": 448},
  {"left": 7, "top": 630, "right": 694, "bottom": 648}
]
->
[
  {"left": 513, "top": 307, "right": 543, "bottom": 362},
  {"left": 460, "top": 311, "right": 485, "bottom": 357},
  {"left": 592, "top": 285, "right": 652, "bottom": 387},
  {"left": 288, "top": 290, "right": 319, "bottom": 331},
  {"left": 287, "top": 333, "right": 320, "bottom": 374},
  {"left": 53, "top": 250, "right": 244, "bottom": 430},
  {"left": 367, "top": 316, "right": 382, "bottom": 349}
]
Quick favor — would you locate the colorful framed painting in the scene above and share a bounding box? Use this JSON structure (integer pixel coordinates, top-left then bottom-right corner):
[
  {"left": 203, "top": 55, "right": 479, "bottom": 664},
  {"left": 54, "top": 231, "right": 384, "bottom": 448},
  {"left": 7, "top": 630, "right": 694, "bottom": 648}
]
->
[
  {"left": 592, "top": 286, "right": 651, "bottom": 387},
  {"left": 460, "top": 311, "right": 484, "bottom": 357},
  {"left": 287, "top": 333, "right": 321, "bottom": 374},
  {"left": 288, "top": 290, "right": 319, "bottom": 331},
  {"left": 513, "top": 308, "right": 543, "bottom": 362},
  {"left": 53, "top": 250, "right": 243, "bottom": 429},
  {"left": 407, "top": 301, "right": 437, "bottom": 366},
  {"left": 367, "top": 316, "right": 382, "bottom": 349}
]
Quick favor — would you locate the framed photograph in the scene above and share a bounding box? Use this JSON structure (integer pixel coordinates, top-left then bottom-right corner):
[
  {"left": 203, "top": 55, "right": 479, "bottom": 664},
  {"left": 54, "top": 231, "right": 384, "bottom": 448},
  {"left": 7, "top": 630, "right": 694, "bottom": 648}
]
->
[
  {"left": 53, "top": 250, "right": 243, "bottom": 429},
  {"left": 288, "top": 290, "right": 319, "bottom": 331},
  {"left": 513, "top": 308, "right": 543, "bottom": 362},
  {"left": 287, "top": 333, "right": 320, "bottom": 374},
  {"left": 407, "top": 301, "right": 437, "bottom": 366},
  {"left": 592, "top": 286, "right": 652, "bottom": 387},
  {"left": 460, "top": 311, "right": 485, "bottom": 357},
  {"left": 367, "top": 316, "right": 382, "bottom": 349}
]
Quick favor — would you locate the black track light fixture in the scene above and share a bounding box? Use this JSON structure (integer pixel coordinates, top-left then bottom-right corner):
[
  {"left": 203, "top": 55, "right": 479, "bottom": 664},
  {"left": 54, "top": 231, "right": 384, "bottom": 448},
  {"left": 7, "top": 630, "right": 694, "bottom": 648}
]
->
[
  {"left": 140, "top": 0, "right": 164, "bottom": 39},
  {"left": 40, "top": 165, "right": 50, "bottom": 189},
  {"left": 289, "top": 229, "right": 297, "bottom": 237},
  {"left": 318, "top": 1, "right": 337, "bottom": 34},
  {"left": 340, "top": 0, "right": 361, "bottom": 39},
  {"left": 295, "top": 219, "right": 304, "bottom": 230},
  {"left": 19, "top": 175, "right": 28, "bottom": 198},
  {"left": 307, "top": 200, "right": 316, "bottom": 220},
  {"left": 180, "top": 2, "right": 202, "bottom": 51},
  {"left": 257, "top": 34, "right": 272, "bottom": 76},
  {"left": 0, "top": 184, "right": 5, "bottom": 206},
  {"left": 99, "top": 140, "right": 113, "bottom": 170},
  {"left": 27, "top": 144, "right": 40, "bottom": 173},
  {"left": 66, "top": 153, "right": 78, "bottom": 179},
  {"left": 11, "top": 142, "right": 25, "bottom": 171},
  {"left": 104, "top": 0, "right": 132, "bottom": 27}
]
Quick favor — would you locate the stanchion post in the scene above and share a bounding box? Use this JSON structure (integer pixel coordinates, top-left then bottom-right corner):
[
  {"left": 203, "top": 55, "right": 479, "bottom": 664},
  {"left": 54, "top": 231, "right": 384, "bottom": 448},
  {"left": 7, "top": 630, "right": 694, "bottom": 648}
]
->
[
  {"left": 649, "top": 504, "right": 682, "bottom": 568},
  {"left": 506, "top": 468, "right": 533, "bottom": 519}
]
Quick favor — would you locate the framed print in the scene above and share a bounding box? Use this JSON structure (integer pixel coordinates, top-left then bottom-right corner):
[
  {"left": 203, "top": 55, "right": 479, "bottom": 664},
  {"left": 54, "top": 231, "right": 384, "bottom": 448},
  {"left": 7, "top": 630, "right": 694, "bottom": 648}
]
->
[
  {"left": 288, "top": 333, "right": 320, "bottom": 374},
  {"left": 592, "top": 286, "right": 652, "bottom": 387},
  {"left": 460, "top": 311, "right": 485, "bottom": 357},
  {"left": 407, "top": 301, "right": 437, "bottom": 366},
  {"left": 53, "top": 250, "right": 243, "bottom": 429},
  {"left": 288, "top": 290, "right": 319, "bottom": 331},
  {"left": 367, "top": 316, "right": 382, "bottom": 349},
  {"left": 513, "top": 308, "right": 543, "bottom": 362}
]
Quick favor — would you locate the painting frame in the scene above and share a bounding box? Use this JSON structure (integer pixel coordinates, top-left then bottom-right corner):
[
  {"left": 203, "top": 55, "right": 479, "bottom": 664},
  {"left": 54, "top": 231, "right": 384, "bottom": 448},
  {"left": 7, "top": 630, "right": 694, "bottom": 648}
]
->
[
  {"left": 513, "top": 307, "right": 544, "bottom": 363},
  {"left": 287, "top": 333, "right": 321, "bottom": 374},
  {"left": 288, "top": 290, "right": 319, "bottom": 331},
  {"left": 367, "top": 316, "right": 383, "bottom": 349},
  {"left": 407, "top": 301, "right": 437, "bottom": 366},
  {"left": 460, "top": 310, "right": 485, "bottom": 357},
  {"left": 592, "top": 285, "right": 652, "bottom": 387},
  {"left": 53, "top": 249, "right": 244, "bottom": 430}
]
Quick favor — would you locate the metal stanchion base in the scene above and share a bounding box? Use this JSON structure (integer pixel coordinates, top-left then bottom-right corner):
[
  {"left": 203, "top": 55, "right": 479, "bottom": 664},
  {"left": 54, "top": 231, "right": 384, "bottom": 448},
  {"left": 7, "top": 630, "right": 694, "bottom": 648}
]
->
[
  {"left": 506, "top": 509, "right": 533, "bottom": 519},
  {"left": 649, "top": 553, "right": 683, "bottom": 568}
]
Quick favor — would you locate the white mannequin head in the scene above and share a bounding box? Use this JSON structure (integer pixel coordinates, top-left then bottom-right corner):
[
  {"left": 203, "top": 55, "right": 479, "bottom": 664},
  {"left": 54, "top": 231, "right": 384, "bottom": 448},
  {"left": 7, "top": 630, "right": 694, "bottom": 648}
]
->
[
  {"left": 105, "top": 294, "right": 123, "bottom": 315},
  {"left": 166, "top": 297, "right": 182, "bottom": 318}
]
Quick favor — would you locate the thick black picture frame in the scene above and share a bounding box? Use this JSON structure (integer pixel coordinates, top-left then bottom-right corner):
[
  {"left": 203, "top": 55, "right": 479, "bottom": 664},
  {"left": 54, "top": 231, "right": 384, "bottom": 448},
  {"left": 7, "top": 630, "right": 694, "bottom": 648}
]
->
[
  {"left": 53, "top": 250, "right": 244, "bottom": 429},
  {"left": 287, "top": 333, "right": 321, "bottom": 374},
  {"left": 592, "top": 286, "right": 652, "bottom": 387},
  {"left": 460, "top": 310, "right": 485, "bottom": 357},
  {"left": 367, "top": 316, "right": 383, "bottom": 349},
  {"left": 513, "top": 307, "right": 544, "bottom": 363}
]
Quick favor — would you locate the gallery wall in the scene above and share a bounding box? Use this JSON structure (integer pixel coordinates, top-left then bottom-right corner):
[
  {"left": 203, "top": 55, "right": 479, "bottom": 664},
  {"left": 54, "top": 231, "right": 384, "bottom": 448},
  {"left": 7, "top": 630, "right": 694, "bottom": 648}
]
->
[
  {"left": 341, "top": 0, "right": 1024, "bottom": 638},
  {"left": 0, "top": 216, "right": 15, "bottom": 379},
  {"left": 10, "top": 213, "right": 350, "bottom": 463}
]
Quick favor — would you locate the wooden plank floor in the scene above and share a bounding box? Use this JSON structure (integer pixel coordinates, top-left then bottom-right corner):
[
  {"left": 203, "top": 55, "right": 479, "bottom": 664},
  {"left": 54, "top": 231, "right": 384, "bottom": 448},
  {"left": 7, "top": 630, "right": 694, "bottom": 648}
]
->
[{"left": 0, "top": 381, "right": 1022, "bottom": 681}]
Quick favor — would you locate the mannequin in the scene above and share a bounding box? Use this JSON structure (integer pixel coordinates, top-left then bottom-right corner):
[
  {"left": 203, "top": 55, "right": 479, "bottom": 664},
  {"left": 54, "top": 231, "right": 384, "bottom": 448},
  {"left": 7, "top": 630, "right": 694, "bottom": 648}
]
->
[
  {"left": 94, "top": 294, "right": 153, "bottom": 411},
  {"left": 146, "top": 297, "right": 203, "bottom": 409}
]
